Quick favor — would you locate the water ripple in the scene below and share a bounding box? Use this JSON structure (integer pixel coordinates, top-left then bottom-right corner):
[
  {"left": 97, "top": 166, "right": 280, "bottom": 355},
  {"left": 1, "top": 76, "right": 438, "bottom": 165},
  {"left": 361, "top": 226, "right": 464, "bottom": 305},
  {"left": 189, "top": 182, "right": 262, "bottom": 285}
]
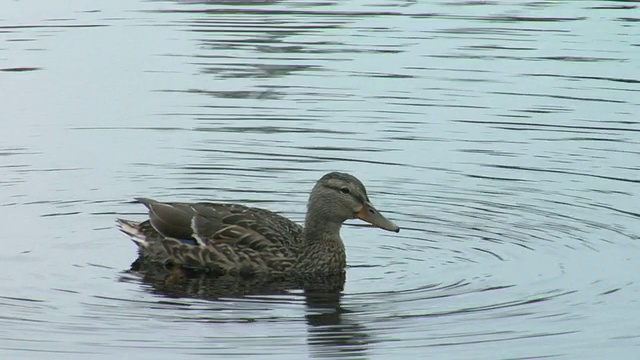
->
[{"left": 1, "top": 0, "right": 639, "bottom": 358}]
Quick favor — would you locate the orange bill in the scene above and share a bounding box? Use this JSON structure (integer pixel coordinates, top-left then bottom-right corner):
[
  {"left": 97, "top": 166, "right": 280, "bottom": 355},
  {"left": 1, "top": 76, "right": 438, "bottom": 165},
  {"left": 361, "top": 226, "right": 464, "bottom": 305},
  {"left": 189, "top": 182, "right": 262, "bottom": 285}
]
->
[{"left": 355, "top": 202, "right": 400, "bottom": 233}]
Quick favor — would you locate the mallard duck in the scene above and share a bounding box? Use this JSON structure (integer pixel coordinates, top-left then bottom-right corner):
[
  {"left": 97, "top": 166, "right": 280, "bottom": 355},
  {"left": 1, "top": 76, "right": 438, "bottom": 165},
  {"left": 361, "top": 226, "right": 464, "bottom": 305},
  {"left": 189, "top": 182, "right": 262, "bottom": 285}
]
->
[{"left": 116, "top": 172, "right": 399, "bottom": 276}]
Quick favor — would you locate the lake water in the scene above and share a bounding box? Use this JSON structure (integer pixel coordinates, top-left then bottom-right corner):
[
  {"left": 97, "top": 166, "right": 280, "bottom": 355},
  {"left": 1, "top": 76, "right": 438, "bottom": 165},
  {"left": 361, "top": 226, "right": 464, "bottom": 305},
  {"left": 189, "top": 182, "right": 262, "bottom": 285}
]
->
[{"left": 1, "top": 0, "right": 639, "bottom": 358}]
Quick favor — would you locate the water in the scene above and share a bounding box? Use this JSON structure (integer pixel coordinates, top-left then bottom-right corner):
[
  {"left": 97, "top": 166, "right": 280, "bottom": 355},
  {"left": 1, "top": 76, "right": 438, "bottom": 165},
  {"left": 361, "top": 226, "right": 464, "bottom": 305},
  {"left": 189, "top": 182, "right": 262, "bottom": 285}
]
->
[{"left": 1, "top": 0, "right": 639, "bottom": 358}]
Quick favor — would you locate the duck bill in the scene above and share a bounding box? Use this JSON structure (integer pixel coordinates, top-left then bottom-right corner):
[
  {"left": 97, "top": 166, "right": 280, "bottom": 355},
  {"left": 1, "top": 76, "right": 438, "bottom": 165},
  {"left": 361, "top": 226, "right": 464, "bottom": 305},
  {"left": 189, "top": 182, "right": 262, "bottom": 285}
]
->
[{"left": 356, "top": 202, "right": 400, "bottom": 233}]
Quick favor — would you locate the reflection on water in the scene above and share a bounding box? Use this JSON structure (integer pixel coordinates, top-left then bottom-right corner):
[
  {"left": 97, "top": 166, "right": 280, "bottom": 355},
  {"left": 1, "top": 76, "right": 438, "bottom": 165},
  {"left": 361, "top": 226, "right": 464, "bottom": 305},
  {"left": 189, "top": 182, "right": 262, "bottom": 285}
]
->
[
  {"left": 125, "top": 256, "right": 346, "bottom": 298},
  {"left": 305, "top": 290, "right": 370, "bottom": 360},
  {"left": 123, "top": 259, "right": 369, "bottom": 358},
  {"left": 1, "top": 0, "right": 639, "bottom": 359}
]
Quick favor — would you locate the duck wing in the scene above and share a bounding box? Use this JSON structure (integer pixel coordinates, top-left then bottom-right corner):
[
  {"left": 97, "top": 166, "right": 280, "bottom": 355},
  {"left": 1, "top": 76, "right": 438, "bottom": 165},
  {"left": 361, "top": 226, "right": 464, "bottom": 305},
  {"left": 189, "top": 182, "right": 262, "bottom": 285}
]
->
[
  {"left": 137, "top": 197, "right": 303, "bottom": 247},
  {"left": 130, "top": 198, "right": 304, "bottom": 274}
]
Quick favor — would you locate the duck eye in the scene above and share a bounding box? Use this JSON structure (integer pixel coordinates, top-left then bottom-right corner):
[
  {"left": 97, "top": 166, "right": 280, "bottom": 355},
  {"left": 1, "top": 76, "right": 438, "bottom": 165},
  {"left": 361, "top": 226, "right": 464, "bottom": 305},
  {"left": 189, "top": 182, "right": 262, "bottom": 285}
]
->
[{"left": 340, "top": 187, "right": 350, "bottom": 194}]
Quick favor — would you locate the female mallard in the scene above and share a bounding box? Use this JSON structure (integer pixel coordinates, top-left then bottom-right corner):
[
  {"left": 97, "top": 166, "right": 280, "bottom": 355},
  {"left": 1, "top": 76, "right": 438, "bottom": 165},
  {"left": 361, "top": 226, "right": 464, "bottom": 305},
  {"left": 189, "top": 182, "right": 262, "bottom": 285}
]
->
[{"left": 117, "top": 172, "right": 399, "bottom": 276}]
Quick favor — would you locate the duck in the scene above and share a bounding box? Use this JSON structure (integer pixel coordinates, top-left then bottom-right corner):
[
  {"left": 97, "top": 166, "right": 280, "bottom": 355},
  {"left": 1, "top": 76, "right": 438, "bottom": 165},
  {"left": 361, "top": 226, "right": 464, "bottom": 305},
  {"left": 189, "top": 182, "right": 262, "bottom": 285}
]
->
[{"left": 116, "top": 172, "right": 399, "bottom": 276}]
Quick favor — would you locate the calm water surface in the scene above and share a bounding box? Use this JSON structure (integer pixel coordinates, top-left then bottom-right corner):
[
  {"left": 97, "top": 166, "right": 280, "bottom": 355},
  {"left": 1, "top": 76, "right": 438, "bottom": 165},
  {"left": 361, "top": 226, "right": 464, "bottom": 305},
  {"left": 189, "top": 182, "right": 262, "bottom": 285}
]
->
[{"left": 1, "top": 0, "right": 639, "bottom": 359}]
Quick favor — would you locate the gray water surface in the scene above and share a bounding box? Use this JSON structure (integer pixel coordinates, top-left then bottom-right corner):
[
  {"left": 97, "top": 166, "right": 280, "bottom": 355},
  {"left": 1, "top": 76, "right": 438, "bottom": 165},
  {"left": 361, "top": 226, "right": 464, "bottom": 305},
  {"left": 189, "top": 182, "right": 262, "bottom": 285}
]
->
[{"left": 1, "top": 0, "right": 639, "bottom": 359}]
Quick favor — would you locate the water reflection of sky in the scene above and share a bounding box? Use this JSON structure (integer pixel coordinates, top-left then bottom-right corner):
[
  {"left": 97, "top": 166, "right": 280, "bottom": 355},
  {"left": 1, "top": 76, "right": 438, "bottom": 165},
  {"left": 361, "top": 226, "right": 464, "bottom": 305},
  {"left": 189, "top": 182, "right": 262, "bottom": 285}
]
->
[{"left": 1, "top": 0, "right": 639, "bottom": 359}]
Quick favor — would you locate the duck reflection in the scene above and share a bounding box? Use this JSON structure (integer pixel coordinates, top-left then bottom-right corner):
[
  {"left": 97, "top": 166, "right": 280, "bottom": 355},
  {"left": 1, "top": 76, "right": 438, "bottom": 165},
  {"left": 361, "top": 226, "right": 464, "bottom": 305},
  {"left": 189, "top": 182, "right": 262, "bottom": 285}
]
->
[
  {"left": 127, "top": 258, "right": 370, "bottom": 358},
  {"left": 304, "top": 288, "right": 371, "bottom": 359}
]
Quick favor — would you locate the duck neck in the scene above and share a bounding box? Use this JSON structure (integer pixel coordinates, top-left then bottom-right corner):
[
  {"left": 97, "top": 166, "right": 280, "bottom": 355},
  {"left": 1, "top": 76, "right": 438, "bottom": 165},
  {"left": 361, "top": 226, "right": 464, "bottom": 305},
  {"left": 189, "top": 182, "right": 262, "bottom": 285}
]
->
[
  {"left": 300, "top": 206, "right": 347, "bottom": 272},
  {"left": 303, "top": 214, "right": 344, "bottom": 246},
  {"left": 303, "top": 192, "right": 346, "bottom": 244}
]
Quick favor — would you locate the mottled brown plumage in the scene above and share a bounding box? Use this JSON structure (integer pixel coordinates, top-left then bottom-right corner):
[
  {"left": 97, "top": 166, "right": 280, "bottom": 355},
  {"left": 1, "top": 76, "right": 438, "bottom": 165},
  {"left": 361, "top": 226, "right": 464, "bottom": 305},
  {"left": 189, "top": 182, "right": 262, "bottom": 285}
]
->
[{"left": 117, "top": 172, "right": 399, "bottom": 276}]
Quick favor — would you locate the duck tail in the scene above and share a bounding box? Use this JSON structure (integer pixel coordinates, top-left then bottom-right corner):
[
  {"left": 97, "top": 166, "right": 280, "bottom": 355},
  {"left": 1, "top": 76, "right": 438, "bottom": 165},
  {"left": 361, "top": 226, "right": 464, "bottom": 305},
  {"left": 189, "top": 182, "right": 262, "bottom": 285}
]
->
[{"left": 116, "top": 219, "right": 149, "bottom": 249}]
